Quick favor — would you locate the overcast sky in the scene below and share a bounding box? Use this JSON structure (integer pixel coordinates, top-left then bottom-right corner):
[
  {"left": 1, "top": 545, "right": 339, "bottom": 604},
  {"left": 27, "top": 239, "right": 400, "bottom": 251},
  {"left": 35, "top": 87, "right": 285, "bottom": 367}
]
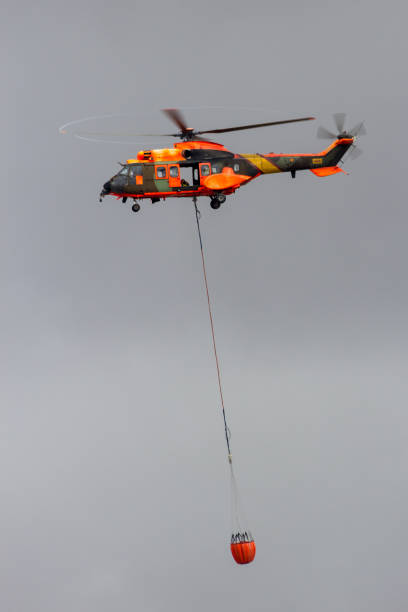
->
[{"left": 3, "top": 1, "right": 408, "bottom": 610}]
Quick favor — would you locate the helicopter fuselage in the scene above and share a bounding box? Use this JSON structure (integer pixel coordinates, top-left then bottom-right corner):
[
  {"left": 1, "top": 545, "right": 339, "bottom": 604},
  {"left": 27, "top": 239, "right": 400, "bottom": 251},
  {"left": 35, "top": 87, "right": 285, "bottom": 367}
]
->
[{"left": 100, "top": 138, "right": 354, "bottom": 205}]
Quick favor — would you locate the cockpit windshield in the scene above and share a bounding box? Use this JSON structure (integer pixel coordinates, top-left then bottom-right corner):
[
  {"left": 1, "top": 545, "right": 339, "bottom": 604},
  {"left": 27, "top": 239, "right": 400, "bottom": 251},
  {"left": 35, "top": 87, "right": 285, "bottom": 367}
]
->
[{"left": 119, "top": 166, "right": 129, "bottom": 175}]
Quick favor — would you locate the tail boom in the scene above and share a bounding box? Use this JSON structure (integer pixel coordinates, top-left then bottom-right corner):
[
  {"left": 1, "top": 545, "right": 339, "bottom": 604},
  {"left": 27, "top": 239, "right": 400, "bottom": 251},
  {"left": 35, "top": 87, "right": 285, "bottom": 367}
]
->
[{"left": 241, "top": 138, "right": 354, "bottom": 176}]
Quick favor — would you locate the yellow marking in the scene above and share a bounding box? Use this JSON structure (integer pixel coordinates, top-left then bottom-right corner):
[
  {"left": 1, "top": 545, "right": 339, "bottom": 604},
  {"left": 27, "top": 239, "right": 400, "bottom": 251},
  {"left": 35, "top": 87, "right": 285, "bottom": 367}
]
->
[
  {"left": 242, "top": 154, "right": 281, "bottom": 174},
  {"left": 312, "top": 158, "right": 323, "bottom": 165}
]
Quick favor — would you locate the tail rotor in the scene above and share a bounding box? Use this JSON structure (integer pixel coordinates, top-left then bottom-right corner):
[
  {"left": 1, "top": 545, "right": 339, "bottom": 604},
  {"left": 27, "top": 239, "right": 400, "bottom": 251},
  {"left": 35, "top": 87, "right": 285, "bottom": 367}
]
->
[
  {"left": 317, "top": 113, "right": 367, "bottom": 162},
  {"left": 333, "top": 112, "right": 347, "bottom": 133}
]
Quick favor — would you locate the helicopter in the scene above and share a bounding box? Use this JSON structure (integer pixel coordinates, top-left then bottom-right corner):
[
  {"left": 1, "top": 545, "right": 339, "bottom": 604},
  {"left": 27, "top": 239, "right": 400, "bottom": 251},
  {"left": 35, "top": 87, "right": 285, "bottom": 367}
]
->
[{"left": 94, "top": 109, "right": 366, "bottom": 212}]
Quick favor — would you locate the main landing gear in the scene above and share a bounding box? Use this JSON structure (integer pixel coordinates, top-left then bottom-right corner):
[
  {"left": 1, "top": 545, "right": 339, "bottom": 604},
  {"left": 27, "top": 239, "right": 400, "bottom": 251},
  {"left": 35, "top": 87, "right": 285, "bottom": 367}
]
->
[{"left": 210, "top": 194, "right": 226, "bottom": 210}]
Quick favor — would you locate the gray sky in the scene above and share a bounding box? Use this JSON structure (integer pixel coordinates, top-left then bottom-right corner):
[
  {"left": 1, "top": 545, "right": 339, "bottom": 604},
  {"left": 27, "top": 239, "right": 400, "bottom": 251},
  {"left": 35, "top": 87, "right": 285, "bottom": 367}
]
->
[{"left": 3, "top": 0, "right": 408, "bottom": 610}]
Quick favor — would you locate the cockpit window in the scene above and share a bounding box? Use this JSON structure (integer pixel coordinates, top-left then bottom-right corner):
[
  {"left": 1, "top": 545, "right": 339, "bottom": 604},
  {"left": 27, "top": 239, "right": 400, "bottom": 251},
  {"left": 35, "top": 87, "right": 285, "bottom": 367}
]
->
[
  {"left": 212, "top": 163, "right": 221, "bottom": 174},
  {"left": 119, "top": 167, "right": 129, "bottom": 175},
  {"left": 128, "top": 165, "right": 143, "bottom": 179}
]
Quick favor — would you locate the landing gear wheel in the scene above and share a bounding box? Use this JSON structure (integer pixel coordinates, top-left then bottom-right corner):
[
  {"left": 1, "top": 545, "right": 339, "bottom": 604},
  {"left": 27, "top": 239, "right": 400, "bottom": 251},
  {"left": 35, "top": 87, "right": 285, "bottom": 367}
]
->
[
  {"left": 132, "top": 202, "right": 141, "bottom": 212},
  {"left": 210, "top": 198, "right": 221, "bottom": 210}
]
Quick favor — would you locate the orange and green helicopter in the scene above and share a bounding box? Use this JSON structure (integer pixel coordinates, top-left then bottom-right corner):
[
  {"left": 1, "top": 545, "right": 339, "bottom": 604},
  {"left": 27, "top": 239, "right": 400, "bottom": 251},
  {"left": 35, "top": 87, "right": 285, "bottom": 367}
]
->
[{"left": 93, "top": 109, "right": 365, "bottom": 212}]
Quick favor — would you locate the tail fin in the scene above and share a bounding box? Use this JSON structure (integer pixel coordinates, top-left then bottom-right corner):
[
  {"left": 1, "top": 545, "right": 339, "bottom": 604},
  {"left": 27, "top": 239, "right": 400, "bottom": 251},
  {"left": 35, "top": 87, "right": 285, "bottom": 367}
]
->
[{"left": 319, "top": 137, "right": 354, "bottom": 167}]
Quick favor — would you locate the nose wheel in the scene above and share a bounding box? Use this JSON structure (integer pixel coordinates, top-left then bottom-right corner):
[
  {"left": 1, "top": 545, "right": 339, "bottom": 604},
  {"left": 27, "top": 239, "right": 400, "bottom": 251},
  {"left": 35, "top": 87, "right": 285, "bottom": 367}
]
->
[{"left": 132, "top": 202, "right": 141, "bottom": 212}]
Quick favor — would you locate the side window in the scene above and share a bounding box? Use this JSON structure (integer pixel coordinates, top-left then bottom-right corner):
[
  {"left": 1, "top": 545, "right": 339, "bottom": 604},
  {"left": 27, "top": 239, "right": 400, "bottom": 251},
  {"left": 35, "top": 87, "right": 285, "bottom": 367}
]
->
[
  {"left": 193, "top": 168, "right": 199, "bottom": 182},
  {"left": 129, "top": 166, "right": 136, "bottom": 178},
  {"left": 233, "top": 162, "right": 240, "bottom": 172},
  {"left": 212, "top": 163, "right": 221, "bottom": 174},
  {"left": 200, "top": 164, "right": 210, "bottom": 176},
  {"left": 156, "top": 166, "right": 167, "bottom": 179},
  {"left": 169, "top": 166, "right": 179, "bottom": 178},
  {"left": 135, "top": 165, "right": 143, "bottom": 176}
]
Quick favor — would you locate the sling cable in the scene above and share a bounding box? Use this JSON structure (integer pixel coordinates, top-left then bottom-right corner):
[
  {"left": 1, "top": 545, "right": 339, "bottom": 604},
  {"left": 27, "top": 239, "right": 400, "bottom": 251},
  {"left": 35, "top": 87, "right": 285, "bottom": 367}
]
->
[{"left": 193, "top": 198, "right": 256, "bottom": 566}]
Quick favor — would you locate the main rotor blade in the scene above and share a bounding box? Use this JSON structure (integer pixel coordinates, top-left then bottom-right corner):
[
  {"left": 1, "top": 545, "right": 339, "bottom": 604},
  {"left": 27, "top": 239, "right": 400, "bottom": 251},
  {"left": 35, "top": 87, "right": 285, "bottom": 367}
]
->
[
  {"left": 194, "top": 116, "right": 315, "bottom": 136},
  {"left": 74, "top": 131, "right": 159, "bottom": 138},
  {"left": 70, "top": 128, "right": 210, "bottom": 143},
  {"left": 333, "top": 113, "right": 346, "bottom": 133},
  {"left": 69, "top": 130, "right": 172, "bottom": 146},
  {"left": 161, "top": 132, "right": 208, "bottom": 141},
  {"left": 162, "top": 108, "right": 191, "bottom": 134},
  {"left": 317, "top": 126, "right": 337, "bottom": 140},
  {"left": 350, "top": 121, "right": 367, "bottom": 137}
]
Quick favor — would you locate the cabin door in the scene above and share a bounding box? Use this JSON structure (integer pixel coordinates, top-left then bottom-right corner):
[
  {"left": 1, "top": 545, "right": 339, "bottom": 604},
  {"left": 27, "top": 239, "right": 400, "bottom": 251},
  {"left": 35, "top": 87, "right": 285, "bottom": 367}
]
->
[
  {"left": 199, "top": 163, "right": 211, "bottom": 184},
  {"left": 155, "top": 164, "right": 170, "bottom": 191},
  {"left": 168, "top": 164, "right": 181, "bottom": 188}
]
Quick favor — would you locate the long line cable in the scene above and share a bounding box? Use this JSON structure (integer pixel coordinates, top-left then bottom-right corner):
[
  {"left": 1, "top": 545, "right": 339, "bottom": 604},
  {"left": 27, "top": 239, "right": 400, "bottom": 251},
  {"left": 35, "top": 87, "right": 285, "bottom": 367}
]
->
[
  {"left": 193, "top": 199, "right": 255, "bottom": 554},
  {"left": 193, "top": 198, "right": 232, "bottom": 462}
]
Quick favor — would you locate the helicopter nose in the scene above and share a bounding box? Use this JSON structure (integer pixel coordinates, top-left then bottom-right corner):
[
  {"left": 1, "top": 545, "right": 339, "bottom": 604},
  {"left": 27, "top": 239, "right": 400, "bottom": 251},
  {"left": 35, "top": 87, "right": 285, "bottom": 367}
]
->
[{"left": 99, "top": 180, "right": 112, "bottom": 201}]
